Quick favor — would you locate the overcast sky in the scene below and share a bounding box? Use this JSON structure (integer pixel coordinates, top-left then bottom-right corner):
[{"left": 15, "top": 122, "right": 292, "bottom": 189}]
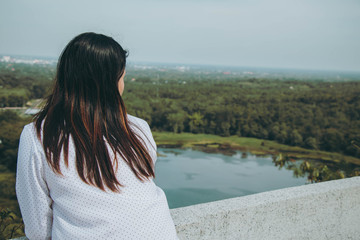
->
[{"left": 0, "top": 0, "right": 359, "bottom": 71}]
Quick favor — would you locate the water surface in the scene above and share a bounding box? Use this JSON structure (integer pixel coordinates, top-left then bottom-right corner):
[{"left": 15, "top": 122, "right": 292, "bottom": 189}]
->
[{"left": 154, "top": 148, "right": 307, "bottom": 208}]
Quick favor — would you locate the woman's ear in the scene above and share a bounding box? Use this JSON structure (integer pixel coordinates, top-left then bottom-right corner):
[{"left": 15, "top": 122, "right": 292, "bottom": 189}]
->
[{"left": 118, "top": 70, "right": 126, "bottom": 95}]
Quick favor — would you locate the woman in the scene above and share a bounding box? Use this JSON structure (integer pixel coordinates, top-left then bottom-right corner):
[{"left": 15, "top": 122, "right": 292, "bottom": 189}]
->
[{"left": 16, "top": 32, "right": 178, "bottom": 240}]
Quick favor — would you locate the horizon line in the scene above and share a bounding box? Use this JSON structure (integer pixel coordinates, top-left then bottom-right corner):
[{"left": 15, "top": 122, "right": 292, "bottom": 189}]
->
[{"left": 1, "top": 53, "right": 360, "bottom": 74}]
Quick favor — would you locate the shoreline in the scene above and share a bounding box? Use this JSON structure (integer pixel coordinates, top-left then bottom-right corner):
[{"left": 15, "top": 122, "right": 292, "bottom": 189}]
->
[{"left": 153, "top": 132, "right": 360, "bottom": 166}]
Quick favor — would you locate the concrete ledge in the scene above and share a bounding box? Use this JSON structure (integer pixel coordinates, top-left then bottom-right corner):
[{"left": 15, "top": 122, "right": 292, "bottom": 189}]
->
[
  {"left": 13, "top": 177, "right": 360, "bottom": 239},
  {"left": 170, "top": 177, "right": 360, "bottom": 240}
]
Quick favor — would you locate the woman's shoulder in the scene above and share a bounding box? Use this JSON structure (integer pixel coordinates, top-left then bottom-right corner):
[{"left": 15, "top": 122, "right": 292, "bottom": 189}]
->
[
  {"left": 127, "top": 114, "right": 148, "bottom": 126},
  {"left": 127, "top": 114, "right": 157, "bottom": 153},
  {"left": 19, "top": 122, "right": 42, "bottom": 149},
  {"left": 21, "top": 122, "right": 37, "bottom": 139},
  {"left": 127, "top": 114, "right": 151, "bottom": 133}
]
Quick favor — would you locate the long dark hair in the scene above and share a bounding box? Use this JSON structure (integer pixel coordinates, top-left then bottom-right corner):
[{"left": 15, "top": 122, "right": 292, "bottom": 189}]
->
[{"left": 35, "top": 32, "right": 155, "bottom": 192}]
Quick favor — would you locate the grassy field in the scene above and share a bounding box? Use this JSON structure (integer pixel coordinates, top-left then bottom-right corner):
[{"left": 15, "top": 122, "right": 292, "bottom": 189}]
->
[
  {"left": 153, "top": 131, "right": 360, "bottom": 165},
  {"left": 0, "top": 87, "right": 29, "bottom": 97}
]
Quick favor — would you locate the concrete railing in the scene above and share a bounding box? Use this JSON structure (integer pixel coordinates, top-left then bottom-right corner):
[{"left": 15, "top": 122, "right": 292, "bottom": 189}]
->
[
  {"left": 170, "top": 176, "right": 360, "bottom": 240},
  {"left": 13, "top": 177, "right": 360, "bottom": 240}
]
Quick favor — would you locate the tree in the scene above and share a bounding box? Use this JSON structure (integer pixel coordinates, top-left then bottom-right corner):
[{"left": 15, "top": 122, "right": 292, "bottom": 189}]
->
[
  {"left": 320, "top": 128, "right": 345, "bottom": 152},
  {"left": 167, "top": 112, "right": 186, "bottom": 133},
  {"left": 289, "top": 130, "right": 303, "bottom": 146},
  {"left": 188, "top": 112, "right": 205, "bottom": 133},
  {"left": 304, "top": 137, "right": 318, "bottom": 150}
]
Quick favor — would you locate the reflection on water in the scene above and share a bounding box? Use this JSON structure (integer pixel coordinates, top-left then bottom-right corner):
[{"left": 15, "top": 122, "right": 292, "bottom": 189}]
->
[
  {"left": 273, "top": 153, "right": 360, "bottom": 183},
  {"left": 154, "top": 148, "right": 307, "bottom": 209}
]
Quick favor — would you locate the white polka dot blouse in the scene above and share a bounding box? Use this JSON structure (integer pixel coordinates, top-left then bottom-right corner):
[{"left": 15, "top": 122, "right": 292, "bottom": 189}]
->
[{"left": 16, "top": 115, "right": 178, "bottom": 240}]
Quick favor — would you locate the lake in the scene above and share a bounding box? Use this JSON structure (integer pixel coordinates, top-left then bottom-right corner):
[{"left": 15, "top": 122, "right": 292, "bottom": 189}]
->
[{"left": 154, "top": 148, "right": 307, "bottom": 209}]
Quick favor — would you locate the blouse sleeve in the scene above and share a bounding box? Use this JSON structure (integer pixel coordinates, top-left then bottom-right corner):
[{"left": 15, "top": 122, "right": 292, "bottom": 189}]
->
[{"left": 16, "top": 125, "right": 53, "bottom": 240}]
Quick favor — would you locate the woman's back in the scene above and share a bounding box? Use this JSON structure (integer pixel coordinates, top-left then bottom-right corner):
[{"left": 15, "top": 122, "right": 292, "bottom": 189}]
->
[{"left": 16, "top": 115, "right": 178, "bottom": 239}]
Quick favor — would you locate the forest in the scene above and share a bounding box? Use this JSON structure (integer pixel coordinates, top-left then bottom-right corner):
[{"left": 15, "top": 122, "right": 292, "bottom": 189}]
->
[
  {"left": 0, "top": 61, "right": 359, "bottom": 238},
  {"left": 1, "top": 62, "right": 360, "bottom": 172},
  {"left": 123, "top": 73, "right": 360, "bottom": 158}
]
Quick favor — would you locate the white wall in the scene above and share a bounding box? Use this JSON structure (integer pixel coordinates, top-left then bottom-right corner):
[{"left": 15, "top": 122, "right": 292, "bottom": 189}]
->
[{"left": 170, "top": 177, "right": 360, "bottom": 240}]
